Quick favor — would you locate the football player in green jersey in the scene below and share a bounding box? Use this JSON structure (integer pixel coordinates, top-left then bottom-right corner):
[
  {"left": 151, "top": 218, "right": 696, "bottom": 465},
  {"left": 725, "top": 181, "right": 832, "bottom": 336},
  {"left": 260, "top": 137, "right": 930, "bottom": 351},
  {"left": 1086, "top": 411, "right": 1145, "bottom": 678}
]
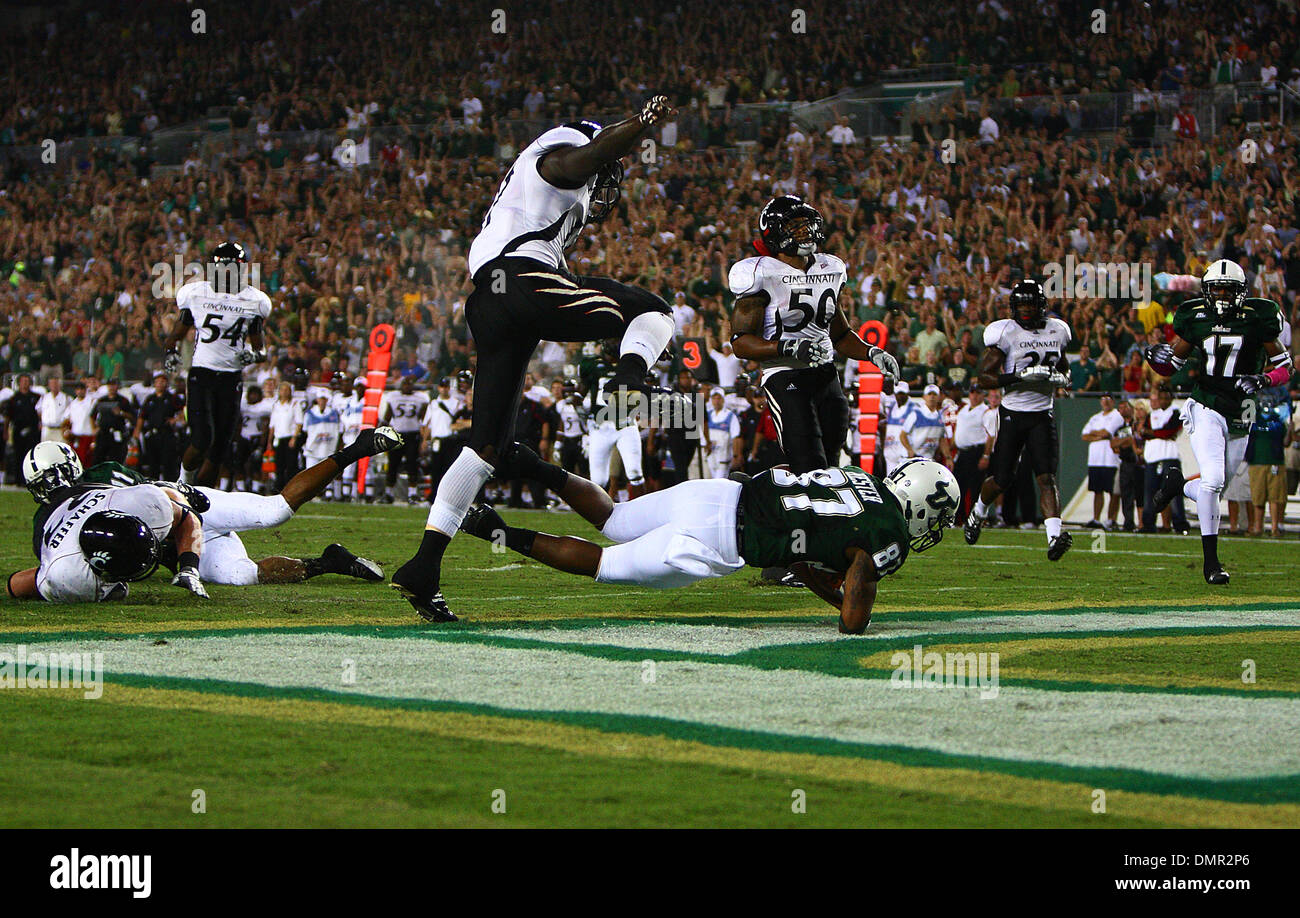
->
[
  {"left": 1144, "top": 259, "right": 1293, "bottom": 584},
  {"left": 460, "top": 444, "right": 957, "bottom": 633}
]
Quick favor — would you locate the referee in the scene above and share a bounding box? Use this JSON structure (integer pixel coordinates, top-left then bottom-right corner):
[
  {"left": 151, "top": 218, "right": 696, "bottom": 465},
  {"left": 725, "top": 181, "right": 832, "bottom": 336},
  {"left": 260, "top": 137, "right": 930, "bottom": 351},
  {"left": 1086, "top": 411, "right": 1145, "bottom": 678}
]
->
[{"left": 951, "top": 384, "right": 991, "bottom": 524}]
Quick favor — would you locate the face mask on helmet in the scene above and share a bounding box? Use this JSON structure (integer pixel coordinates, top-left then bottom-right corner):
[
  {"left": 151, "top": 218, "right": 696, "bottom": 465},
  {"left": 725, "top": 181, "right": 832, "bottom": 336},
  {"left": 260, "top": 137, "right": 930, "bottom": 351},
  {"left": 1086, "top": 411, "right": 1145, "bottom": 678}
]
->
[
  {"left": 22, "top": 442, "right": 84, "bottom": 504},
  {"left": 759, "top": 197, "right": 825, "bottom": 258},
  {"left": 1204, "top": 280, "right": 1245, "bottom": 315},
  {"left": 588, "top": 159, "right": 623, "bottom": 222},
  {"left": 1010, "top": 282, "right": 1047, "bottom": 330}
]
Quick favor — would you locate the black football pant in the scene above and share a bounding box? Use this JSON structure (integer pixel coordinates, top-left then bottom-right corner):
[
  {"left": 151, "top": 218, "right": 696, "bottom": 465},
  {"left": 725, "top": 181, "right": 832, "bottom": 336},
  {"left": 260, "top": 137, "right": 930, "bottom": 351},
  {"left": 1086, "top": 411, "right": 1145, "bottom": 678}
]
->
[
  {"left": 187, "top": 367, "right": 242, "bottom": 466},
  {"left": 140, "top": 429, "right": 180, "bottom": 481},
  {"left": 953, "top": 445, "right": 985, "bottom": 524},
  {"left": 466, "top": 256, "right": 670, "bottom": 458},
  {"left": 386, "top": 434, "right": 422, "bottom": 485},
  {"left": 761, "top": 365, "right": 850, "bottom": 474}
]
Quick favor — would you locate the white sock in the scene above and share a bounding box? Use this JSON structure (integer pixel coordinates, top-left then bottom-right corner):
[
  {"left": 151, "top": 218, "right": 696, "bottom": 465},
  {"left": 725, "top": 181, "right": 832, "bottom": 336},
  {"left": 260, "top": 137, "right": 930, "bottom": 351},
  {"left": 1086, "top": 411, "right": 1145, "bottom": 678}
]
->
[
  {"left": 972, "top": 497, "right": 990, "bottom": 520},
  {"left": 619, "top": 311, "right": 674, "bottom": 369},
  {"left": 180, "top": 467, "right": 195, "bottom": 485},
  {"left": 1045, "top": 517, "right": 1062, "bottom": 541},
  {"left": 332, "top": 480, "right": 343, "bottom": 500},
  {"left": 426, "top": 447, "right": 495, "bottom": 536},
  {"left": 219, "top": 477, "right": 230, "bottom": 490},
  {"left": 1197, "top": 485, "right": 1221, "bottom": 537}
]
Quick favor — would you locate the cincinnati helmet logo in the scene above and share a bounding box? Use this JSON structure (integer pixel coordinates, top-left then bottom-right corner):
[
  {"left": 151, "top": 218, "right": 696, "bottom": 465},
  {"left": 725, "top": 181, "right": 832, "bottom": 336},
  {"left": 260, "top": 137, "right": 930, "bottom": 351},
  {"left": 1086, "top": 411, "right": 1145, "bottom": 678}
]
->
[{"left": 89, "top": 550, "right": 112, "bottom": 573}]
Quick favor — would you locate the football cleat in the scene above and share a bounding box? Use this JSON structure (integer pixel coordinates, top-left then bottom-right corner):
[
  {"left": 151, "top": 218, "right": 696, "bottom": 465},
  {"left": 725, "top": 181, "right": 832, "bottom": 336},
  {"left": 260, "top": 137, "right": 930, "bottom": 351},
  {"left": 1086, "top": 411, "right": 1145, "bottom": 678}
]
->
[
  {"left": 778, "top": 570, "right": 806, "bottom": 588},
  {"left": 1151, "top": 465, "right": 1185, "bottom": 514},
  {"left": 390, "top": 558, "right": 457, "bottom": 623},
  {"left": 963, "top": 512, "right": 984, "bottom": 545},
  {"left": 461, "top": 504, "right": 507, "bottom": 543},
  {"left": 1204, "top": 565, "right": 1230, "bottom": 585},
  {"left": 322, "top": 543, "right": 384, "bottom": 582},
  {"left": 1047, "top": 531, "right": 1073, "bottom": 561}
]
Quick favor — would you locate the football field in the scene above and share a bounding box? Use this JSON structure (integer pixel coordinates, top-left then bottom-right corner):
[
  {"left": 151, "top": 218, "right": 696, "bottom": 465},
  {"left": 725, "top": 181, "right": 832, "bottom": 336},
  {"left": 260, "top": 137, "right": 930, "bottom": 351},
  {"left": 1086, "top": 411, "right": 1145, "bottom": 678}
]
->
[{"left": 1, "top": 489, "right": 1298, "bottom": 828}]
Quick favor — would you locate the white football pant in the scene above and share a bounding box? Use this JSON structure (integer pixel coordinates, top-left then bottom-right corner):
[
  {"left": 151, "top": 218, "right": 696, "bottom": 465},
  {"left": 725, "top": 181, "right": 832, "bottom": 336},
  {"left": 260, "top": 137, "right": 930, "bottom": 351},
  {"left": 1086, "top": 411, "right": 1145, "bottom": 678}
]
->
[
  {"left": 1180, "top": 399, "right": 1249, "bottom": 537},
  {"left": 595, "top": 478, "right": 745, "bottom": 588},
  {"left": 589, "top": 423, "right": 643, "bottom": 489}
]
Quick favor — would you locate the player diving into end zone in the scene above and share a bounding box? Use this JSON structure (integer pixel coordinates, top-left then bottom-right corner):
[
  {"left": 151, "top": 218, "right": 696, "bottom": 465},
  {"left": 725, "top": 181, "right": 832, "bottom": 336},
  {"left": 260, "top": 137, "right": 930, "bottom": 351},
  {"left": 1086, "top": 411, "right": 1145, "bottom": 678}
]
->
[
  {"left": 459, "top": 444, "right": 958, "bottom": 633},
  {"left": 6, "top": 427, "right": 402, "bottom": 603}
]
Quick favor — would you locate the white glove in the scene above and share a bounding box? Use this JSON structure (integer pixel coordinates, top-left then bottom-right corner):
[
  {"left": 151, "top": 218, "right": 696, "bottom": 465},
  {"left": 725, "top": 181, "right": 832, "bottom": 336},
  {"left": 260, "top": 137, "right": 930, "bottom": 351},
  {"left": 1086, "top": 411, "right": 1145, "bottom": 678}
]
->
[
  {"left": 867, "top": 346, "right": 900, "bottom": 382},
  {"left": 1018, "top": 364, "right": 1054, "bottom": 382},
  {"left": 781, "top": 337, "right": 835, "bottom": 366},
  {"left": 172, "top": 566, "right": 209, "bottom": 599},
  {"left": 238, "top": 347, "right": 265, "bottom": 367},
  {"left": 1047, "top": 371, "right": 1070, "bottom": 388},
  {"left": 163, "top": 350, "right": 182, "bottom": 374}
]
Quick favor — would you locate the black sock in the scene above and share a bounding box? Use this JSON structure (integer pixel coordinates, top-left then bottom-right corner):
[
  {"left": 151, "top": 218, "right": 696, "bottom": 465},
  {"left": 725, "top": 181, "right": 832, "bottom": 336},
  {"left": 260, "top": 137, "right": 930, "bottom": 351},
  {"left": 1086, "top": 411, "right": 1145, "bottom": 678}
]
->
[
  {"left": 1202, "top": 534, "right": 1220, "bottom": 569},
  {"left": 416, "top": 528, "right": 450, "bottom": 564},
  {"left": 505, "top": 526, "right": 537, "bottom": 556},
  {"left": 517, "top": 450, "right": 568, "bottom": 493},
  {"left": 331, "top": 433, "right": 375, "bottom": 468},
  {"left": 613, "top": 353, "right": 648, "bottom": 382},
  {"left": 301, "top": 556, "right": 329, "bottom": 579}
]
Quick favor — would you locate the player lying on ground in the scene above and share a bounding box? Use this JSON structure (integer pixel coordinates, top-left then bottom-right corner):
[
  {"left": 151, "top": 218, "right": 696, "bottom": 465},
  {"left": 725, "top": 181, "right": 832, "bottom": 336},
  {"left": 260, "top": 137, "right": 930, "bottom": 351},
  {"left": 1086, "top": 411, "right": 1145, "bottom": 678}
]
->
[
  {"left": 457, "top": 444, "right": 957, "bottom": 634},
  {"left": 6, "top": 428, "right": 401, "bottom": 603},
  {"left": 1144, "top": 258, "right": 1293, "bottom": 584}
]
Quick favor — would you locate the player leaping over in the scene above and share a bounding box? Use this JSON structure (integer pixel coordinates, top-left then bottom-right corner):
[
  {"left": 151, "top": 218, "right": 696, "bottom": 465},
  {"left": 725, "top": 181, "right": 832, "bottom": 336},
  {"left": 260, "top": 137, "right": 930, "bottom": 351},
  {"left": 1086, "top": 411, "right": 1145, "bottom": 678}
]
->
[
  {"left": 458, "top": 444, "right": 957, "bottom": 634},
  {"left": 1144, "top": 259, "right": 1292, "bottom": 584},
  {"left": 7, "top": 427, "right": 401, "bottom": 603},
  {"left": 391, "top": 96, "right": 679, "bottom": 623}
]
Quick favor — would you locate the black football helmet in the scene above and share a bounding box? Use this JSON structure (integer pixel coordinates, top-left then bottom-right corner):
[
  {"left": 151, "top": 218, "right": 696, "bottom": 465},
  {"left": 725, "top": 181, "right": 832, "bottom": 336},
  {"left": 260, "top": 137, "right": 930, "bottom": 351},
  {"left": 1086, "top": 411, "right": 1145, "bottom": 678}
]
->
[
  {"left": 80, "top": 510, "right": 161, "bottom": 583},
  {"left": 456, "top": 369, "right": 474, "bottom": 391},
  {"left": 1009, "top": 279, "right": 1048, "bottom": 330},
  {"left": 211, "top": 241, "right": 248, "bottom": 293},
  {"left": 758, "top": 195, "right": 825, "bottom": 257},
  {"left": 330, "top": 370, "right": 349, "bottom": 390}
]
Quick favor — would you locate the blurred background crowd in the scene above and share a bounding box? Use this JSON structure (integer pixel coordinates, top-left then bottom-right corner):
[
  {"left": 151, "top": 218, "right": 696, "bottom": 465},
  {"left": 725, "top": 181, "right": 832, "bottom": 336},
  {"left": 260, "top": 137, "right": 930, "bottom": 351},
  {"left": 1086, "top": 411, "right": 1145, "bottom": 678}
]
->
[{"left": 2, "top": 0, "right": 1299, "bottom": 524}]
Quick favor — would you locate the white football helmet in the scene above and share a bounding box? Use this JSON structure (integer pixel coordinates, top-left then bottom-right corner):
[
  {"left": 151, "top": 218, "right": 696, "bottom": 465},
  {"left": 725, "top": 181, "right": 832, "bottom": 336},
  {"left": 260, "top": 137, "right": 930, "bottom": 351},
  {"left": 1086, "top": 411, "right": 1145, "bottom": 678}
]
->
[
  {"left": 22, "top": 441, "right": 84, "bottom": 504},
  {"left": 882, "top": 457, "right": 959, "bottom": 552},
  {"left": 1202, "top": 259, "right": 1247, "bottom": 316}
]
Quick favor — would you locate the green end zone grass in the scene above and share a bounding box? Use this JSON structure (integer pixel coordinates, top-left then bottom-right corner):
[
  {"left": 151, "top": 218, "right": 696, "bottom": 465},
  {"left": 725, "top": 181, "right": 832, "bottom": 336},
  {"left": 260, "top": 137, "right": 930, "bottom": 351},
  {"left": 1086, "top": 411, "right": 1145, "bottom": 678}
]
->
[{"left": 1, "top": 491, "right": 1298, "bottom": 827}]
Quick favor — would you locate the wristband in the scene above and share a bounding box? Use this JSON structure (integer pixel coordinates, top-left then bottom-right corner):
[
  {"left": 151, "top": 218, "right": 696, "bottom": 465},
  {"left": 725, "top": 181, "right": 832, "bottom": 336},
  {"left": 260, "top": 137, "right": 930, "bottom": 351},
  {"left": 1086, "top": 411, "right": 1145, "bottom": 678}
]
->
[
  {"left": 178, "top": 551, "right": 200, "bottom": 571},
  {"left": 1265, "top": 364, "right": 1291, "bottom": 387},
  {"left": 997, "top": 373, "right": 1020, "bottom": 389}
]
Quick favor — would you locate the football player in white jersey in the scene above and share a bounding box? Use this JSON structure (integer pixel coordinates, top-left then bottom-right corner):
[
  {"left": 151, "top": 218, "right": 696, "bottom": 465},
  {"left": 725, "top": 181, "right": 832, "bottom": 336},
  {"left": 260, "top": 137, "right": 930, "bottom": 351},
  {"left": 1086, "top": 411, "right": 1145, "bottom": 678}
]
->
[
  {"left": 9, "top": 429, "right": 403, "bottom": 603},
  {"left": 231, "top": 383, "right": 272, "bottom": 493},
  {"left": 381, "top": 376, "right": 431, "bottom": 503},
  {"left": 162, "top": 242, "right": 272, "bottom": 488},
  {"left": 729, "top": 196, "right": 899, "bottom": 474},
  {"left": 965, "top": 279, "right": 1074, "bottom": 559},
  {"left": 333, "top": 376, "right": 368, "bottom": 501},
  {"left": 394, "top": 96, "right": 678, "bottom": 622}
]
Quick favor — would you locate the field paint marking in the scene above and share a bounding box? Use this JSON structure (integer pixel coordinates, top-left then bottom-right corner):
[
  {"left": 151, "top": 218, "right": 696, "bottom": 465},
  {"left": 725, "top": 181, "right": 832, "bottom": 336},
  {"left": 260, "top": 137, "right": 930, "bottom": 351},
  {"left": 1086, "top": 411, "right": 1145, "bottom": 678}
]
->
[
  {"left": 21, "top": 633, "right": 1300, "bottom": 783},
  {"left": 477, "top": 609, "right": 1300, "bottom": 655},
  {"left": 968, "top": 544, "right": 1191, "bottom": 559}
]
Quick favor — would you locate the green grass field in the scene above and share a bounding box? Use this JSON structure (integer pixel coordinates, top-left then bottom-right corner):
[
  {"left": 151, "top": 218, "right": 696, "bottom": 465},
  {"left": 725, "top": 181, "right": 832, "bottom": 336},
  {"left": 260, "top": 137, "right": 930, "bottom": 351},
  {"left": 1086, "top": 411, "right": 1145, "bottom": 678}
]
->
[{"left": 2, "top": 488, "right": 1298, "bottom": 828}]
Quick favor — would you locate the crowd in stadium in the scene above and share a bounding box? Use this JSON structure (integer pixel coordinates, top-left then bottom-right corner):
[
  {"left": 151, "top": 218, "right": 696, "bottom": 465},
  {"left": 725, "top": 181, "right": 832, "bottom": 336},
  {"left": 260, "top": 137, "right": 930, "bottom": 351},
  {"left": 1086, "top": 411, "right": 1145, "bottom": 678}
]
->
[{"left": 2, "top": 0, "right": 1300, "bottom": 528}]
